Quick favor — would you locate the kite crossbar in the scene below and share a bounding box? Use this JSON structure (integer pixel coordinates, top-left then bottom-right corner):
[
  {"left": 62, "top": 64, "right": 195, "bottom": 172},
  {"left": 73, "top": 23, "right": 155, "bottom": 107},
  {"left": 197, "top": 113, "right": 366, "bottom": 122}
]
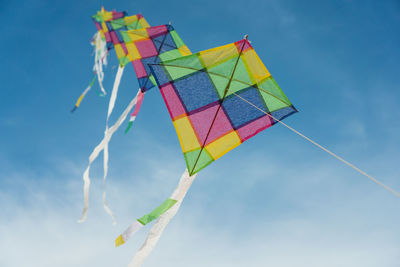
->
[{"left": 231, "top": 91, "right": 400, "bottom": 198}]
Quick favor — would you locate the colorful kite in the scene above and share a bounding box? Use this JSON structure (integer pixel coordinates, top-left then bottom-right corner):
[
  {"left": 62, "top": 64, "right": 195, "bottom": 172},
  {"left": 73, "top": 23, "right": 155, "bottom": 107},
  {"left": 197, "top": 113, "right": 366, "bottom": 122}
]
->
[
  {"left": 150, "top": 38, "right": 297, "bottom": 174},
  {"left": 115, "top": 37, "right": 298, "bottom": 266},
  {"left": 72, "top": 8, "right": 150, "bottom": 112},
  {"left": 118, "top": 24, "right": 191, "bottom": 131}
]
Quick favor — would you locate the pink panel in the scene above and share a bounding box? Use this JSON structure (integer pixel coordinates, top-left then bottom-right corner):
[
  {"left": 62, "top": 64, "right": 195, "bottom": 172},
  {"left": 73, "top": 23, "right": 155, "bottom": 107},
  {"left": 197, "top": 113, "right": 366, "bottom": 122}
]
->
[
  {"left": 234, "top": 39, "right": 252, "bottom": 52},
  {"left": 121, "top": 42, "right": 128, "bottom": 54},
  {"left": 160, "top": 83, "right": 186, "bottom": 119},
  {"left": 189, "top": 105, "right": 233, "bottom": 145},
  {"left": 135, "top": 39, "right": 158, "bottom": 58},
  {"left": 95, "top": 22, "right": 102, "bottom": 31},
  {"left": 113, "top": 11, "right": 125, "bottom": 19},
  {"left": 110, "top": 31, "right": 120, "bottom": 44},
  {"left": 132, "top": 60, "right": 147, "bottom": 78},
  {"left": 104, "top": 32, "right": 111, "bottom": 43},
  {"left": 147, "top": 25, "right": 168, "bottom": 38},
  {"left": 237, "top": 115, "right": 273, "bottom": 142}
]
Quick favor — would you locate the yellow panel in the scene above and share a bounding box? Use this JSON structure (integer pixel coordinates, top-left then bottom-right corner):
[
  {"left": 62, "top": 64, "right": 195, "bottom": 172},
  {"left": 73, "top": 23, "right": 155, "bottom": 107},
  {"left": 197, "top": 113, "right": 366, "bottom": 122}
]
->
[
  {"left": 173, "top": 116, "right": 201, "bottom": 153},
  {"left": 241, "top": 49, "right": 271, "bottom": 84},
  {"left": 178, "top": 45, "right": 191, "bottom": 56},
  {"left": 205, "top": 131, "right": 241, "bottom": 160},
  {"left": 139, "top": 18, "right": 150, "bottom": 28},
  {"left": 99, "top": 9, "right": 113, "bottom": 22},
  {"left": 114, "top": 44, "right": 126, "bottom": 60},
  {"left": 127, "top": 29, "right": 148, "bottom": 42},
  {"left": 125, "top": 43, "right": 141, "bottom": 61},
  {"left": 101, "top": 21, "right": 108, "bottom": 32},
  {"left": 198, "top": 43, "right": 238, "bottom": 68},
  {"left": 99, "top": 31, "right": 105, "bottom": 39},
  {"left": 124, "top": 15, "right": 139, "bottom": 25}
]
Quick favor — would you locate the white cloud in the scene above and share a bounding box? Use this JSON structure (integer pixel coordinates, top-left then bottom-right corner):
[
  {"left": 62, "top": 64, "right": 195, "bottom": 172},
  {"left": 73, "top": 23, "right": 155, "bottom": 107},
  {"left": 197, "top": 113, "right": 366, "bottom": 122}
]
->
[{"left": 1, "top": 153, "right": 399, "bottom": 267}]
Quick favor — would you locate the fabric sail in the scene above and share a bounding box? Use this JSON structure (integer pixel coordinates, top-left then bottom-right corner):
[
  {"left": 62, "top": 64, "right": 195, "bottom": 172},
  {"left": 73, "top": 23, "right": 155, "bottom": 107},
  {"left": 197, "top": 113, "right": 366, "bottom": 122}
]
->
[
  {"left": 149, "top": 38, "right": 297, "bottom": 175},
  {"left": 73, "top": 8, "right": 147, "bottom": 112},
  {"left": 116, "top": 24, "right": 192, "bottom": 132}
]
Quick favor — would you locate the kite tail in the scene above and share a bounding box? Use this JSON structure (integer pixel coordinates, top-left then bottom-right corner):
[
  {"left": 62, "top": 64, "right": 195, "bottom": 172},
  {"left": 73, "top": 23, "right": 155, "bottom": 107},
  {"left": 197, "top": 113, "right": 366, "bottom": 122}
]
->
[
  {"left": 115, "top": 169, "right": 197, "bottom": 267},
  {"left": 72, "top": 32, "right": 108, "bottom": 112},
  {"left": 93, "top": 32, "right": 108, "bottom": 96},
  {"left": 100, "top": 65, "right": 125, "bottom": 224},
  {"left": 71, "top": 75, "right": 97, "bottom": 113},
  {"left": 78, "top": 89, "right": 141, "bottom": 223},
  {"left": 125, "top": 90, "right": 145, "bottom": 133}
]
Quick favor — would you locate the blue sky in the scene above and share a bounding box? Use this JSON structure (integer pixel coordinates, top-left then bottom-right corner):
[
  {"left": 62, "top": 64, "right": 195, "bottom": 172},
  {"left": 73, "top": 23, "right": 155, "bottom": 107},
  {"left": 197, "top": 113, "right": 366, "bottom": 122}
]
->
[{"left": 1, "top": 0, "right": 400, "bottom": 266}]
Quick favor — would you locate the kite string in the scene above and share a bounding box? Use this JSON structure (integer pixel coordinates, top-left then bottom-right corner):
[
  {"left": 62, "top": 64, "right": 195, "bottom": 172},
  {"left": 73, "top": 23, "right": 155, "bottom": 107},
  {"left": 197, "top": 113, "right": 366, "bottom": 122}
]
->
[{"left": 231, "top": 91, "right": 400, "bottom": 198}]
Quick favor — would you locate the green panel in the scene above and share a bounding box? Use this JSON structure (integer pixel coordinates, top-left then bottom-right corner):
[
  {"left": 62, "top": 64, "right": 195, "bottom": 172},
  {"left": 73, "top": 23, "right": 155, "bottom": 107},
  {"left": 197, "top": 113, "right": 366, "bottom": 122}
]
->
[
  {"left": 119, "top": 56, "right": 130, "bottom": 67},
  {"left": 207, "top": 57, "right": 253, "bottom": 98},
  {"left": 137, "top": 198, "right": 178, "bottom": 225},
  {"left": 208, "top": 74, "right": 229, "bottom": 98},
  {"left": 110, "top": 18, "right": 125, "bottom": 30},
  {"left": 148, "top": 75, "right": 157, "bottom": 87},
  {"left": 207, "top": 57, "right": 236, "bottom": 98},
  {"left": 170, "top": 30, "right": 185, "bottom": 48},
  {"left": 120, "top": 31, "right": 131, "bottom": 43},
  {"left": 228, "top": 58, "right": 253, "bottom": 94},
  {"left": 258, "top": 77, "right": 292, "bottom": 112},
  {"left": 163, "top": 54, "right": 203, "bottom": 80},
  {"left": 207, "top": 57, "right": 236, "bottom": 78},
  {"left": 127, "top": 20, "right": 140, "bottom": 30},
  {"left": 184, "top": 149, "right": 214, "bottom": 175},
  {"left": 159, "top": 49, "right": 183, "bottom": 62},
  {"left": 92, "top": 14, "right": 103, "bottom": 22}
]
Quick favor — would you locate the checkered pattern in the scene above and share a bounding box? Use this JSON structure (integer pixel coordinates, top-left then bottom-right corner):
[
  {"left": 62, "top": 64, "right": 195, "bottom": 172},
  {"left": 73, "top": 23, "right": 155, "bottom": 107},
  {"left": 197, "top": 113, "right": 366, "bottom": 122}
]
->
[
  {"left": 149, "top": 39, "right": 298, "bottom": 175},
  {"left": 118, "top": 24, "right": 191, "bottom": 92},
  {"left": 92, "top": 7, "right": 150, "bottom": 50}
]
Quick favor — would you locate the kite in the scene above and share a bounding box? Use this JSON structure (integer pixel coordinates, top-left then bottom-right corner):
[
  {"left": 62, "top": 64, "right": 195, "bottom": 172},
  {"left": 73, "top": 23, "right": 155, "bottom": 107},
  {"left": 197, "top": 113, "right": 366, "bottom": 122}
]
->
[
  {"left": 117, "top": 24, "right": 191, "bottom": 132},
  {"left": 115, "top": 37, "right": 297, "bottom": 266},
  {"left": 78, "top": 23, "right": 192, "bottom": 224},
  {"left": 72, "top": 8, "right": 150, "bottom": 112}
]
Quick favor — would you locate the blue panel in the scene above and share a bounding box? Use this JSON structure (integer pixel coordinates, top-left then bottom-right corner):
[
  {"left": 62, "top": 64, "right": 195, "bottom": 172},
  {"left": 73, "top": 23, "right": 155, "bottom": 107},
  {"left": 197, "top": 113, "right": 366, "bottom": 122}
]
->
[
  {"left": 138, "top": 77, "right": 155, "bottom": 92},
  {"left": 270, "top": 106, "right": 297, "bottom": 123},
  {"left": 222, "top": 87, "right": 268, "bottom": 129},
  {"left": 149, "top": 64, "right": 170, "bottom": 86},
  {"left": 153, "top": 33, "right": 177, "bottom": 53},
  {"left": 115, "top": 30, "right": 125, "bottom": 43},
  {"left": 105, "top": 21, "right": 113, "bottom": 31},
  {"left": 173, "top": 71, "right": 219, "bottom": 112},
  {"left": 141, "top": 56, "right": 160, "bottom": 75}
]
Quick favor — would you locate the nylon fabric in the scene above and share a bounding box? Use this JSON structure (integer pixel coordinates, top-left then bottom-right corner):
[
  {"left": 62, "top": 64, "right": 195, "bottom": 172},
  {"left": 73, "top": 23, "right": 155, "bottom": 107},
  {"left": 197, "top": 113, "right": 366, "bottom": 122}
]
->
[{"left": 149, "top": 39, "right": 297, "bottom": 175}]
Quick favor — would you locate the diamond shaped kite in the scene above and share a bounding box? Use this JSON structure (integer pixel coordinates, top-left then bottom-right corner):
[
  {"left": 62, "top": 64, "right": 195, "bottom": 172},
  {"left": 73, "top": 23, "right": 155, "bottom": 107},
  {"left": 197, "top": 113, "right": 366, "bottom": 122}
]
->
[
  {"left": 150, "top": 38, "right": 297, "bottom": 175},
  {"left": 92, "top": 7, "right": 150, "bottom": 50},
  {"left": 118, "top": 24, "right": 191, "bottom": 92}
]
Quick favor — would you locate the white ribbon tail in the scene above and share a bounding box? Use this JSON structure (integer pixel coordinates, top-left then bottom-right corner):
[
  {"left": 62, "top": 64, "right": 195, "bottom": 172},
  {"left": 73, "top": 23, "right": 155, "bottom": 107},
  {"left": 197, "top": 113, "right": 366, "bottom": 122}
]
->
[
  {"left": 127, "top": 169, "right": 197, "bottom": 267},
  {"left": 101, "top": 65, "right": 125, "bottom": 224},
  {"left": 93, "top": 32, "right": 108, "bottom": 96},
  {"left": 107, "top": 66, "right": 124, "bottom": 119},
  {"left": 78, "top": 91, "right": 140, "bottom": 223}
]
